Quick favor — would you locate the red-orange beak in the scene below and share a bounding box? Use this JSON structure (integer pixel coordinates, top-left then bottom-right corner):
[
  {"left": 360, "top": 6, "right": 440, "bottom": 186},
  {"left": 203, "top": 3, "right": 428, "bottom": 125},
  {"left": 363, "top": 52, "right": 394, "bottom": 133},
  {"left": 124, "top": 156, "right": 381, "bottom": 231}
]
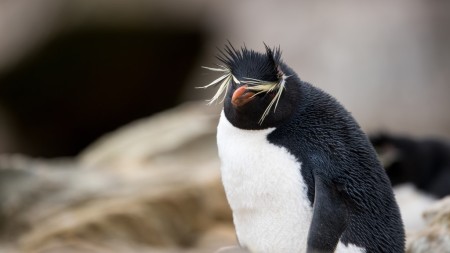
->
[{"left": 231, "top": 85, "right": 255, "bottom": 107}]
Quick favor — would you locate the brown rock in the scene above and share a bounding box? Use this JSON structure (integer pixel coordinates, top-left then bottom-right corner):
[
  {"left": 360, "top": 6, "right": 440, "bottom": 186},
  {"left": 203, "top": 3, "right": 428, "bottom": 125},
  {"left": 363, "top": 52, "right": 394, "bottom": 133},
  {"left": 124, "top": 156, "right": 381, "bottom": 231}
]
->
[
  {"left": 214, "top": 246, "right": 250, "bottom": 253},
  {"left": 0, "top": 103, "right": 233, "bottom": 253}
]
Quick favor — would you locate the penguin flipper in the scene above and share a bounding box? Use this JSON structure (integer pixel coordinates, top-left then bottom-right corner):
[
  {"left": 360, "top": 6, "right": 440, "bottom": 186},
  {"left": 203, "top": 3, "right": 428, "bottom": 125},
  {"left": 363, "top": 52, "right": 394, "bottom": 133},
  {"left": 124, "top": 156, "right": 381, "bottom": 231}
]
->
[{"left": 306, "top": 176, "right": 349, "bottom": 253}]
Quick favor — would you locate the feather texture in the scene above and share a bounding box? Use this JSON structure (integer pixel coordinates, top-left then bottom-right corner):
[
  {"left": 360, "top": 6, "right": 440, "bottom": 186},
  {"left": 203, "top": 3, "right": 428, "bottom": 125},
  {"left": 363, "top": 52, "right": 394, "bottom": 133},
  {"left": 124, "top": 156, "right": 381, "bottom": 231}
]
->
[
  {"left": 198, "top": 65, "right": 239, "bottom": 104},
  {"left": 200, "top": 43, "right": 287, "bottom": 124}
]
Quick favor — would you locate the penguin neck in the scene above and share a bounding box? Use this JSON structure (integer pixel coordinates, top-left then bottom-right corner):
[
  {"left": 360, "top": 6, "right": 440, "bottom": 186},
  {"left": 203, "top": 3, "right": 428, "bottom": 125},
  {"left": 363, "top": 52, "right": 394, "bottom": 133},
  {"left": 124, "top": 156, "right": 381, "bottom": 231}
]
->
[{"left": 219, "top": 110, "right": 276, "bottom": 136}]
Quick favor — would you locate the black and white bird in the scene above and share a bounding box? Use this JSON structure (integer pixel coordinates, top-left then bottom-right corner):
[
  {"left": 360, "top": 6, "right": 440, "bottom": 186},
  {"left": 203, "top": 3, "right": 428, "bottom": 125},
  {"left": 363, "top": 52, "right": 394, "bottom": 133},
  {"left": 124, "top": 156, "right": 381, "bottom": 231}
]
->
[
  {"left": 201, "top": 44, "right": 405, "bottom": 253},
  {"left": 371, "top": 133, "right": 450, "bottom": 198}
]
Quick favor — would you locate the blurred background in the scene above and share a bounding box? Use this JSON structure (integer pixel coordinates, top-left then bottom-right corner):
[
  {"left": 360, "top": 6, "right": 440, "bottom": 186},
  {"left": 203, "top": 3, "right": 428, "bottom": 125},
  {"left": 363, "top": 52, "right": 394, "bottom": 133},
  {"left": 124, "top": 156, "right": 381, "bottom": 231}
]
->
[{"left": 0, "top": 0, "right": 449, "bottom": 252}]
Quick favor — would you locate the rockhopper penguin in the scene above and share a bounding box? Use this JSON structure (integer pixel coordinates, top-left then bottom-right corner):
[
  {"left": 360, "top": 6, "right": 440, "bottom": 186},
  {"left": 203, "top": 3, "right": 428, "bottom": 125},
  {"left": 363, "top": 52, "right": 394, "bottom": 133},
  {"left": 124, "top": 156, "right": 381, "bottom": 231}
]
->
[{"left": 200, "top": 44, "right": 405, "bottom": 253}]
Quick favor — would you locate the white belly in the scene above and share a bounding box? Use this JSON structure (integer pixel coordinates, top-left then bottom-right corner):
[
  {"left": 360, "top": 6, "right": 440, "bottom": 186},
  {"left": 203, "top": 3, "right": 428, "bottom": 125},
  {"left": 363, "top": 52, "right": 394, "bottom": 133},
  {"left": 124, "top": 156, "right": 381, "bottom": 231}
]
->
[
  {"left": 217, "top": 112, "right": 312, "bottom": 253},
  {"left": 217, "top": 111, "right": 366, "bottom": 253}
]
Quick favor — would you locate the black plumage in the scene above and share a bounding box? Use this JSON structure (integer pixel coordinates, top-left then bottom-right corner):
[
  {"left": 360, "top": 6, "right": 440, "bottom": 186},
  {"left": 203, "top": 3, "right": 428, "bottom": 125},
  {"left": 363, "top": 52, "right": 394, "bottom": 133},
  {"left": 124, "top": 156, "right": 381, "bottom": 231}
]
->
[{"left": 205, "top": 44, "right": 405, "bottom": 253}]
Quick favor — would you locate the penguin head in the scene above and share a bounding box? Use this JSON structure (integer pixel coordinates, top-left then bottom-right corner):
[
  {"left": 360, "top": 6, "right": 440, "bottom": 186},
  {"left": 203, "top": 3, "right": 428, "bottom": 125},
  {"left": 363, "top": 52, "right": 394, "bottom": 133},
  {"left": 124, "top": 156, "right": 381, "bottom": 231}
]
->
[{"left": 202, "top": 44, "right": 300, "bottom": 130}]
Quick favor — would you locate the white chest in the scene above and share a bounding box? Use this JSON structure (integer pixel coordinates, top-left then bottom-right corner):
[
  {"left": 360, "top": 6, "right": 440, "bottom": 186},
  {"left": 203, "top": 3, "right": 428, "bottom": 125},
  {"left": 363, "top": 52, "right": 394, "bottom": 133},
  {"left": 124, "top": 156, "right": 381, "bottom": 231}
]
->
[{"left": 217, "top": 112, "right": 313, "bottom": 253}]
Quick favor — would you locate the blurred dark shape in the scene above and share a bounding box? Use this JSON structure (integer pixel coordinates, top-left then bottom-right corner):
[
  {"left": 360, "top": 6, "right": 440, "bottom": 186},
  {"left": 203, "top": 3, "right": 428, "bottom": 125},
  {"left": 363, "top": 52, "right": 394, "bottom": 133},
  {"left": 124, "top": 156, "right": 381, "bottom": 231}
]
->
[
  {"left": 0, "top": 27, "right": 206, "bottom": 157},
  {"left": 371, "top": 133, "right": 450, "bottom": 198}
]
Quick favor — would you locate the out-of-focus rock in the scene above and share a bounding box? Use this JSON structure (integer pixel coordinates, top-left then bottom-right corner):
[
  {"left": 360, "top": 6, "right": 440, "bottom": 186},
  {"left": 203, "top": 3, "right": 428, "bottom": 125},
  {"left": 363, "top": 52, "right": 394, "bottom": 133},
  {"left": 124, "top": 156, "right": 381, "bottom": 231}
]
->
[
  {"left": 214, "top": 246, "right": 250, "bottom": 253},
  {"left": 78, "top": 102, "right": 218, "bottom": 174},
  {"left": 393, "top": 184, "right": 437, "bottom": 233},
  {"left": 0, "top": 102, "right": 235, "bottom": 253},
  {"left": 196, "top": 224, "right": 236, "bottom": 250},
  {"left": 406, "top": 196, "right": 450, "bottom": 253},
  {"left": 422, "top": 196, "right": 450, "bottom": 225}
]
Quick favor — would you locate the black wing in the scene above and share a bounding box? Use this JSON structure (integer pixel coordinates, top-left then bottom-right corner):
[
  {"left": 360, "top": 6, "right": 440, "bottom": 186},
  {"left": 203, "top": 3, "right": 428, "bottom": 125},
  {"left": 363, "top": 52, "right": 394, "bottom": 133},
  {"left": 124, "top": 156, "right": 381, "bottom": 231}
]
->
[{"left": 306, "top": 176, "right": 349, "bottom": 253}]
